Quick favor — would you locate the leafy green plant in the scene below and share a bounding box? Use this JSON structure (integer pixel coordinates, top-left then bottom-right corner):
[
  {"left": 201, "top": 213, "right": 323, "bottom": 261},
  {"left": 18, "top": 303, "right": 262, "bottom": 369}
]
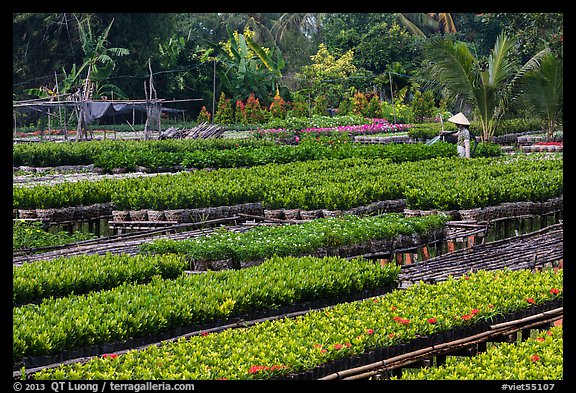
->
[
  {"left": 140, "top": 213, "right": 449, "bottom": 264},
  {"left": 13, "top": 253, "right": 187, "bottom": 305},
  {"left": 13, "top": 220, "right": 94, "bottom": 250},
  {"left": 397, "top": 326, "right": 563, "bottom": 380},
  {"left": 14, "top": 255, "right": 400, "bottom": 360},
  {"left": 30, "top": 268, "right": 562, "bottom": 380},
  {"left": 14, "top": 155, "right": 562, "bottom": 212}
]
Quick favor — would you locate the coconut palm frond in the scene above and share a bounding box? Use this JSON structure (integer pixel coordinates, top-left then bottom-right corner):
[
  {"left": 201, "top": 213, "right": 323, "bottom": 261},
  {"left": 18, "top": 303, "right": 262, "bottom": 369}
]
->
[
  {"left": 425, "top": 39, "right": 476, "bottom": 97},
  {"left": 487, "top": 33, "right": 515, "bottom": 87},
  {"left": 499, "top": 47, "right": 551, "bottom": 113},
  {"left": 521, "top": 53, "right": 563, "bottom": 135},
  {"left": 271, "top": 13, "right": 320, "bottom": 43},
  {"left": 396, "top": 13, "right": 426, "bottom": 37}
]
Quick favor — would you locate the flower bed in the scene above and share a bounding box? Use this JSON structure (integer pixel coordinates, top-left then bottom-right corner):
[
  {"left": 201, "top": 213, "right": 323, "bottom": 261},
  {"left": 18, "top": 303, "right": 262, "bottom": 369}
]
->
[
  {"left": 14, "top": 255, "right": 401, "bottom": 363},
  {"left": 256, "top": 119, "right": 411, "bottom": 140},
  {"left": 29, "top": 268, "right": 562, "bottom": 380},
  {"left": 396, "top": 326, "right": 563, "bottom": 380}
]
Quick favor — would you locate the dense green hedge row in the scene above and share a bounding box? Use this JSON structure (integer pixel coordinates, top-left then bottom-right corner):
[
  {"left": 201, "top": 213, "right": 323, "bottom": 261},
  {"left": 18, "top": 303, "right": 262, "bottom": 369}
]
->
[
  {"left": 13, "top": 138, "right": 275, "bottom": 168},
  {"left": 13, "top": 155, "right": 562, "bottom": 211},
  {"left": 140, "top": 213, "right": 448, "bottom": 265},
  {"left": 397, "top": 326, "right": 563, "bottom": 380},
  {"left": 30, "top": 268, "right": 563, "bottom": 380},
  {"left": 14, "top": 138, "right": 461, "bottom": 172},
  {"left": 13, "top": 253, "right": 188, "bottom": 305},
  {"left": 14, "top": 255, "right": 401, "bottom": 360},
  {"left": 91, "top": 139, "right": 460, "bottom": 172}
]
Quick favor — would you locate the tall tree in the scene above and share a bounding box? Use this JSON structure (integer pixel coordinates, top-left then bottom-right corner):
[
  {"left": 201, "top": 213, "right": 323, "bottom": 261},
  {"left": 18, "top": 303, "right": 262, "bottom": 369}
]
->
[
  {"left": 74, "top": 15, "right": 129, "bottom": 99},
  {"left": 396, "top": 13, "right": 457, "bottom": 37},
  {"left": 422, "top": 32, "right": 550, "bottom": 140},
  {"left": 521, "top": 53, "right": 563, "bottom": 140},
  {"left": 13, "top": 13, "right": 82, "bottom": 99},
  {"left": 296, "top": 43, "right": 359, "bottom": 109},
  {"left": 271, "top": 13, "right": 324, "bottom": 45}
]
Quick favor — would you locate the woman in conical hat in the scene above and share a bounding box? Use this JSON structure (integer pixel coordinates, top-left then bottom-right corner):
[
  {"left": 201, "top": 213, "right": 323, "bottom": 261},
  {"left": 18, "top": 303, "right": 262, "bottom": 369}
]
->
[{"left": 446, "top": 112, "right": 471, "bottom": 158}]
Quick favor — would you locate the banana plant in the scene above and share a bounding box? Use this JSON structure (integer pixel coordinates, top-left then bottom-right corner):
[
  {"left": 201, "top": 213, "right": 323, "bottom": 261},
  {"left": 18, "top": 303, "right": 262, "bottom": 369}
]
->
[
  {"left": 208, "top": 25, "right": 284, "bottom": 99},
  {"left": 74, "top": 16, "right": 129, "bottom": 99}
]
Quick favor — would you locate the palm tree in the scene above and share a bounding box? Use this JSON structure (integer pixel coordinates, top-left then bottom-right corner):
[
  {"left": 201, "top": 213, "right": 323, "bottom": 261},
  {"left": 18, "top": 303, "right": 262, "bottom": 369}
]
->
[
  {"left": 396, "top": 13, "right": 456, "bottom": 37},
  {"left": 271, "top": 13, "right": 325, "bottom": 46},
  {"left": 220, "top": 13, "right": 277, "bottom": 45},
  {"left": 422, "top": 32, "right": 550, "bottom": 141},
  {"left": 521, "top": 53, "right": 563, "bottom": 141}
]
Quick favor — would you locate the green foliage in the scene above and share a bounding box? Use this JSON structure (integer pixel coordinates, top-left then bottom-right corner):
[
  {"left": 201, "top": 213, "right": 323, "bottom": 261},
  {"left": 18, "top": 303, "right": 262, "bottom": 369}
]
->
[
  {"left": 15, "top": 254, "right": 401, "bottom": 360},
  {"left": 493, "top": 118, "right": 544, "bottom": 135},
  {"left": 381, "top": 100, "right": 414, "bottom": 123},
  {"left": 260, "top": 114, "right": 368, "bottom": 132},
  {"left": 13, "top": 253, "right": 187, "bottom": 305},
  {"left": 140, "top": 213, "right": 449, "bottom": 263},
  {"left": 13, "top": 220, "right": 94, "bottom": 251},
  {"left": 214, "top": 92, "right": 235, "bottom": 124},
  {"left": 398, "top": 326, "right": 563, "bottom": 380},
  {"left": 408, "top": 123, "right": 453, "bottom": 140},
  {"left": 196, "top": 106, "right": 211, "bottom": 123},
  {"left": 365, "top": 95, "right": 383, "bottom": 118},
  {"left": 208, "top": 25, "right": 284, "bottom": 101},
  {"left": 312, "top": 95, "right": 328, "bottom": 116},
  {"left": 31, "top": 268, "right": 563, "bottom": 380},
  {"left": 411, "top": 90, "right": 436, "bottom": 123},
  {"left": 423, "top": 32, "right": 551, "bottom": 140},
  {"left": 14, "top": 154, "right": 562, "bottom": 213},
  {"left": 296, "top": 43, "right": 359, "bottom": 108},
  {"left": 521, "top": 53, "right": 563, "bottom": 140}
]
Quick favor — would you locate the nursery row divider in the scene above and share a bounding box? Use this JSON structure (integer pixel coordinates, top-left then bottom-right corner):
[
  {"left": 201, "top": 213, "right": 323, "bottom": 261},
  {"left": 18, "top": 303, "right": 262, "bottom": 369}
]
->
[
  {"left": 321, "top": 307, "right": 563, "bottom": 381},
  {"left": 238, "top": 213, "right": 305, "bottom": 224},
  {"left": 13, "top": 216, "right": 248, "bottom": 265}
]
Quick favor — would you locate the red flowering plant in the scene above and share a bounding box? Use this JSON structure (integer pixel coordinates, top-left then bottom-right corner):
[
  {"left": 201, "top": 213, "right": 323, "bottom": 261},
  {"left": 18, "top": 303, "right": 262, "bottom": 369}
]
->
[
  {"left": 247, "top": 364, "right": 288, "bottom": 378},
  {"left": 30, "top": 269, "right": 562, "bottom": 380},
  {"left": 234, "top": 100, "right": 246, "bottom": 124},
  {"left": 196, "top": 106, "right": 211, "bottom": 123}
]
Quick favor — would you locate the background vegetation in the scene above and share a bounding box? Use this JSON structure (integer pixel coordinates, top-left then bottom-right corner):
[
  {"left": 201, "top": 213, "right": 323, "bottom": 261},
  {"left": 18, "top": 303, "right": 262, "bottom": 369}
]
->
[{"left": 13, "top": 13, "right": 563, "bottom": 134}]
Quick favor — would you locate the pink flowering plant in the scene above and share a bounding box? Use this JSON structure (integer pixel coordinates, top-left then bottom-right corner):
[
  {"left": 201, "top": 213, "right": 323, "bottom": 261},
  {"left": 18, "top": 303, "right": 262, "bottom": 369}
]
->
[{"left": 257, "top": 119, "right": 410, "bottom": 138}]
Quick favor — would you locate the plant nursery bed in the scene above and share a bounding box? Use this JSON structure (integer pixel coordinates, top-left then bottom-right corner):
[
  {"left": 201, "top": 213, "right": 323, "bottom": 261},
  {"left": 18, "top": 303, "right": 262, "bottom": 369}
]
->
[
  {"left": 191, "top": 227, "right": 446, "bottom": 271},
  {"left": 14, "top": 282, "right": 399, "bottom": 374},
  {"left": 403, "top": 196, "right": 563, "bottom": 222},
  {"left": 314, "top": 303, "right": 563, "bottom": 381}
]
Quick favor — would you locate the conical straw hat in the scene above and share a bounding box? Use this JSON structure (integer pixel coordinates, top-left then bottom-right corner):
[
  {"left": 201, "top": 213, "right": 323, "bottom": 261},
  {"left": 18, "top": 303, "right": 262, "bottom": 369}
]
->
[{"left": 447, "top": 112, "right": 470, "bottom": 125}]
